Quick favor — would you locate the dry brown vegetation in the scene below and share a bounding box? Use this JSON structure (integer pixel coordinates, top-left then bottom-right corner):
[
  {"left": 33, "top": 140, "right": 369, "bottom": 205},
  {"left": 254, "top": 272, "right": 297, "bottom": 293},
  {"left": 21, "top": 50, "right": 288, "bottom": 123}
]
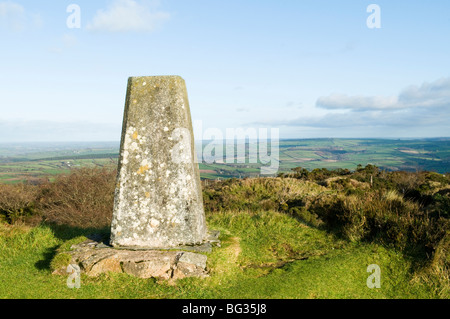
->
[
  {"left": 0, "top": 168, "right": 116, "bottom": 228},
  {"left": 39, "top": 168, "right": 117, "bottom": 228},
  {"left": 0, "top": 183, "right": 39, "bottom": 224}
]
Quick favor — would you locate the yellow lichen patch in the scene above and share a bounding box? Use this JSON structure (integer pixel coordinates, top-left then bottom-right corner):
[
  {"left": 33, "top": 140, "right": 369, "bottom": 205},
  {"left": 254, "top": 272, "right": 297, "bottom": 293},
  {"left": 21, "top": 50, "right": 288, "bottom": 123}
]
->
[
  {"left": 132, "top": 131, "right": 139, "bottom": 140},
  {"left": 145, "top": 192, "right": 150, "bottom": 198},
  {"left": 136, "top": 165, "right": 150, "bottom": 175}
]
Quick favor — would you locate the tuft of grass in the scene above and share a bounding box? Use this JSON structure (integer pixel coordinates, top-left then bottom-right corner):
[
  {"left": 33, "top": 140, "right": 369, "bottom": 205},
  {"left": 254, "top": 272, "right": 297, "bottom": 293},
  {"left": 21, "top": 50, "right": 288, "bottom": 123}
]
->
[{"left": 50, "top": 253, "right": 72, "bottom": 272}]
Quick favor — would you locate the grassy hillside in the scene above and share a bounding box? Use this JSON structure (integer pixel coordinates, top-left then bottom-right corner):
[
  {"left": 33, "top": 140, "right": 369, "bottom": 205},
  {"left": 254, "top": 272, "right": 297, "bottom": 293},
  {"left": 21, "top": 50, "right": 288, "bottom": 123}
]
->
[
  {"left": 0, "top": 166, "right": 448, "bottom": 299},
  {"left": 0, "top": 214, "right": 436, "bottom": 299}
]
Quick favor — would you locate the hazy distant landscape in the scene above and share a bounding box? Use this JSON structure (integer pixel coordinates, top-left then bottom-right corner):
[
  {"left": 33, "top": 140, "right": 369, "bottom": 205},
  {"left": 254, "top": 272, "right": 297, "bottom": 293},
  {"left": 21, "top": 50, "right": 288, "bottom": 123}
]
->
[{"left": 0, "top": 138, "right": 448, "bottom": 184}]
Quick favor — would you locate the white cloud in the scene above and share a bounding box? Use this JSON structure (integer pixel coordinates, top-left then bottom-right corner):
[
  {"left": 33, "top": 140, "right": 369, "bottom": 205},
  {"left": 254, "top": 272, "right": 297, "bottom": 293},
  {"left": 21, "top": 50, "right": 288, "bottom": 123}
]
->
[
  {"left": 49, "top": 34, "right": 78, "bottom": 54},
  {"left": 266, "top": 109, "right": 448, "bottom": 129},
  {"left": 252, "top": 77, "right": 450, "bottom": 137},
  {"left": 285, "top": 101, "right": 303, "bottom": 108},
  {"left": 398, "top": 77, "right": 450, "bottom": 109},
  {"left": 0, "top": 1, "right": 23, "bottom": 16},
  {"left": 86, "top": 0, "right": 170, "bottom": 32},
  {"left": 62, "top": 33, "right": 78, "bottom": 47},
  {"left": 0, "top": 1, "right": 25, "bottom": 31},
  {"left": 317, "top": 94, "right": 399, "bottom": 111},
  {"left": 316, "top": 77, "right": 450, "bottom": 111},
  {"left": 0, "top": 1, "right": 42, "bottom": 31}
]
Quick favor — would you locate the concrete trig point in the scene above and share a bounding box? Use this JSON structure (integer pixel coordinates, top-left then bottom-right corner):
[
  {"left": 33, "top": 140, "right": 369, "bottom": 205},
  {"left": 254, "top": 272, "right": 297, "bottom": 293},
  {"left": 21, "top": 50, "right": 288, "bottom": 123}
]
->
[
  {"left": 110, "top": 76, "right": 208, "bottom": 249},
  {"left": 53, "top": 76, "right": 218, "bottom": 280}
]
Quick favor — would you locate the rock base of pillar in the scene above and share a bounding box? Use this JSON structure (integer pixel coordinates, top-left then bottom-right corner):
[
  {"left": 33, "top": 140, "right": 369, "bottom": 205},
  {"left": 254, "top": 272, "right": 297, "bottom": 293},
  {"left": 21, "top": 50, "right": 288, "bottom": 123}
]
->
[{"left": 52, "top": 231, "right": 220, "bottom": 281}]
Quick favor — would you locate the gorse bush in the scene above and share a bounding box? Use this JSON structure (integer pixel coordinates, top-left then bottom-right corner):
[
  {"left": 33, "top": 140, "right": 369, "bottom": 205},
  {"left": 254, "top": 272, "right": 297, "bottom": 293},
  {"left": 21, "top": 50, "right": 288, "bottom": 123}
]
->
[
  {"left": 307, "top": 189, "right": 449, "bottom": 256},
  {"left": 0, "top": 168, "right": 116, "bottom": 228},
  {"left": 202, "top": 177, "right": 325, "bottom": 214},
  {"left": 0, "top": 183, "right": 39, "bottom": 224},
  {"left": 39, "top": 168, "right": 116, "bottom": 228}
]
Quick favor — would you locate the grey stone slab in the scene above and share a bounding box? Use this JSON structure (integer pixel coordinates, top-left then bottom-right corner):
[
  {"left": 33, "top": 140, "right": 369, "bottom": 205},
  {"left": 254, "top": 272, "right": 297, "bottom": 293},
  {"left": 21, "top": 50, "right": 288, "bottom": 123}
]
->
[
  {"left": 178, "top": 251, "right": 207, "bottom": 269},
  {"left": 54, "top": 243, "right": 208, "bottom": 280}
]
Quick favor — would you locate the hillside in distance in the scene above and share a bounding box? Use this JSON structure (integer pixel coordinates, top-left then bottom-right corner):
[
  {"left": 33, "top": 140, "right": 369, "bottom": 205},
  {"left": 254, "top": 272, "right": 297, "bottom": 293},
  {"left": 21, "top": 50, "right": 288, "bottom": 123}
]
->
[{"left": 0, "top": 138, "right": 449, "bottom": 183}]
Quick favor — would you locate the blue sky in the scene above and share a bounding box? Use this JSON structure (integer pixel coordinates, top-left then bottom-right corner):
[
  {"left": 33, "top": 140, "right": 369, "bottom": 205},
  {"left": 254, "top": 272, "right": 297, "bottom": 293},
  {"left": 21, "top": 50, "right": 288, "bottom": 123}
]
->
[{"left": 0, "top": 0, "right": 449, "bottom": 142}]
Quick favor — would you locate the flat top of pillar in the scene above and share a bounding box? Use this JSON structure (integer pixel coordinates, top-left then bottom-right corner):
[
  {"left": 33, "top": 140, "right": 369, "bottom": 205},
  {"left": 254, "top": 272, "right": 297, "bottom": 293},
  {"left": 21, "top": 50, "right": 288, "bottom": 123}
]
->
[{"left": 129, "top": 75, "right": 184, "bottom": 81}]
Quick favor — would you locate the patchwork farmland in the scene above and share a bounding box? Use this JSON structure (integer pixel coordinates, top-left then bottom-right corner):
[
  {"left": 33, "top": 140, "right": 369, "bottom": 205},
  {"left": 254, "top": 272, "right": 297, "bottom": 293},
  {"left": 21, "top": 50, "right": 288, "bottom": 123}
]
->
[{"left": 0, "top": 138, "right": 449, "bottom": 184}]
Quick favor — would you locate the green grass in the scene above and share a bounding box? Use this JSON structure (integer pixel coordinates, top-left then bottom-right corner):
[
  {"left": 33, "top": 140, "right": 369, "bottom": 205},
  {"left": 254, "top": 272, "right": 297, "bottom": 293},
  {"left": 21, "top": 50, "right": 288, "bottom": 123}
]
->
[{"left": 0, "top": 210, "right": 439, "bottom": 299}]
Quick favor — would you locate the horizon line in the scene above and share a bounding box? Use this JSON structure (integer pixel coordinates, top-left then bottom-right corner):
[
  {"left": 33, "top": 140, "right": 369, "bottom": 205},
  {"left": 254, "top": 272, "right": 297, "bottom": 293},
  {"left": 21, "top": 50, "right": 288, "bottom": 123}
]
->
[{"left": 0, "top": 137, "right": 449, "bottom": 145}]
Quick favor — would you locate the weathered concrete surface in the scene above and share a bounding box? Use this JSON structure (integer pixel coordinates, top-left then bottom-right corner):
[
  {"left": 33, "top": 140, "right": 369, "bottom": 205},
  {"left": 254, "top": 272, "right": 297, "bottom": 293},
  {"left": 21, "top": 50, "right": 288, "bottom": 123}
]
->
[
  {"left": 53, "top": 239, "right": 209, "bottom": 280},
  {"left": 110, "top": 76, "right": 207, "bottom": 249}
]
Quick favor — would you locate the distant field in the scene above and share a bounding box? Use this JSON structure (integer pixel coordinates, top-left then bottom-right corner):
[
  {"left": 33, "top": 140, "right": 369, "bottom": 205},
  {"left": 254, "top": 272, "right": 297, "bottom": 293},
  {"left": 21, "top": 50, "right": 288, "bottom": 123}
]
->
[
  {"left": 0, "top": 138, "right": 449, "bottom": 183},
  {"left": 0, "top": 142, "right": 119, "bottom": 184}
]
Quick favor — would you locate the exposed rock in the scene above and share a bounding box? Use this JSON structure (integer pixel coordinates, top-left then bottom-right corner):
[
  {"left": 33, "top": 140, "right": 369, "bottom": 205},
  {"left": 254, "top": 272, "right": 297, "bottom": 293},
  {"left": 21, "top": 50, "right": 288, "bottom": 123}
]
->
[
  {"left": 174, "top": 252, "right": 208, "bottom": 279},
  {"left": 52, "top": 235, "right": 218, "bottom": 280}
]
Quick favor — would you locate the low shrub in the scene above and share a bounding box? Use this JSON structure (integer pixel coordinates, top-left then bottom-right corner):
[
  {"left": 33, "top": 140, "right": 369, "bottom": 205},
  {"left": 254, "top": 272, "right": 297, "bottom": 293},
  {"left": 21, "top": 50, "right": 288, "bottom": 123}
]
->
[
  {"left": 0, "top": 183, "right": 39, "bottom": 224},
  {"left": 202, "top": 177, "right": 325, "bottom": 214},
  {"left": 288, "top": 206, "right": 323, "bottom": 228},
  {"left": 39, "top": 168, "right": 116, "bottom": 228},
  {"left": 307, "top": 188, "right": 448, "bottom": 263}
]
